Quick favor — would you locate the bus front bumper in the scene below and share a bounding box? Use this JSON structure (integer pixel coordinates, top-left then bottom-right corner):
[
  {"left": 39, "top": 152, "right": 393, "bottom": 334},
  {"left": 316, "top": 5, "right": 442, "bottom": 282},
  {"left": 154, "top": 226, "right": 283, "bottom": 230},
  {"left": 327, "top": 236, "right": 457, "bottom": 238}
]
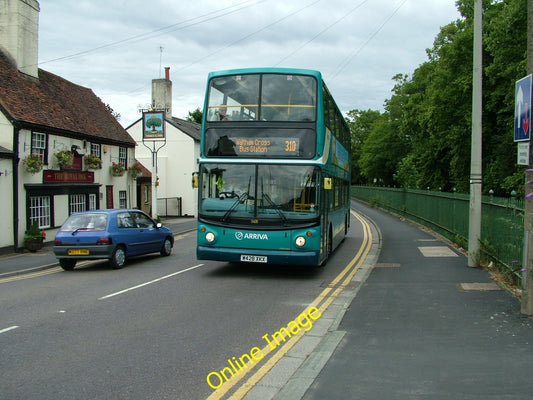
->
[{"left": 197, "top": 246, "right": 321, "bottom": 266}]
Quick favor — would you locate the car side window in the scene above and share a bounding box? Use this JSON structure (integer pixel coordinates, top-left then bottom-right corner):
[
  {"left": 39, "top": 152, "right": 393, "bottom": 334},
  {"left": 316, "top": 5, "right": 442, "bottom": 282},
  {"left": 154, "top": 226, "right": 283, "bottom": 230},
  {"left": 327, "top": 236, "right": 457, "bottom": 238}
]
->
[
  {"left": 133, "top": 212, "right": 154, "bottom": 228},
  {"left": 117, "top": 212, "right": 136, "bottom": 228}
]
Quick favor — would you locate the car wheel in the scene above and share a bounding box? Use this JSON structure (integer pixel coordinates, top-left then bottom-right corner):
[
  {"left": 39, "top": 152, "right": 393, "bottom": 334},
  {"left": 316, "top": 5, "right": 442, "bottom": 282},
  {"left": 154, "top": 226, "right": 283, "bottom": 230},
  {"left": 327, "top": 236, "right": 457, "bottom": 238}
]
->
[
  {"left": 59, "top": 259, "right": 76, "bottom": 271},
  {"left": 160, "top": 237, "right": 172, "bottom": 257},
  {"left": 110, "top": 246, "right": 126, "bottom": 269}
]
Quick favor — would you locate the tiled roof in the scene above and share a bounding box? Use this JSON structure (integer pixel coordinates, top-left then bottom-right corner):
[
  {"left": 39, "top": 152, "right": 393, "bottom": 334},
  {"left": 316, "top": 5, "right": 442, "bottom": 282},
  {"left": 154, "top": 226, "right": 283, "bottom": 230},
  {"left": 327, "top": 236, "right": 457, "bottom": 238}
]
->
[
  {"left": 0, "top": 145, "right": 14, "bottom": 158},
  {"left": 0, "top": 51, "right": 136, "bottom": 147},
  {"left": 167, "top": 117, "right": 201, "bottom": 141},
  {"left": 126, "top": 116, "right": 200, "bottom": 142}
]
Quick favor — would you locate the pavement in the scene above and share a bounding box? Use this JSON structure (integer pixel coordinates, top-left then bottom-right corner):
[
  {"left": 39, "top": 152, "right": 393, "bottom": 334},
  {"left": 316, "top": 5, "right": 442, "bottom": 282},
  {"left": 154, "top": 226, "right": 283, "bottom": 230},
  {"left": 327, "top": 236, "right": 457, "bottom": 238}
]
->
[
  {"left": 0, "top": 216, "right": 196, "bottom": 278},
  {"left": 243, "top": 201, "right": 533, "bottom": 400},
  {"left": 2, "top": 205, "right": 533, "bottom": 399}
]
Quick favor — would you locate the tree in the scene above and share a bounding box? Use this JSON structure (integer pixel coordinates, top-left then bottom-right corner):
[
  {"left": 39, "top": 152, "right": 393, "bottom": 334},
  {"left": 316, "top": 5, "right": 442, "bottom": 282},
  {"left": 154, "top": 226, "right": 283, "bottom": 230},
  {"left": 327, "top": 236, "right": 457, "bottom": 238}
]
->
[
  {"left": 349, "top": 0, "right": 527, "bottom": 194},
  {"left": 187, "top": 108, "right": 203, "bottom": 124},
  {"left": 346, "top": 109, "right": 382, "bottom": 184},
  {"left": 103, "top": 102, "right": 120, "bottom": 121},
  {"left": 482, "top": 0, "right": 527, "bottom": 195},
  {"left": 146, "top": 115, "right": 162, "bottom": 131},
  {"left": 369, "top": 0, "right": 527, "bottom": 194},
  {"left": 394, "top": 154, "right": 419, "bottom": 189},
  {"left": 358, "top": 112, "right": 407, "bottom": 185}
]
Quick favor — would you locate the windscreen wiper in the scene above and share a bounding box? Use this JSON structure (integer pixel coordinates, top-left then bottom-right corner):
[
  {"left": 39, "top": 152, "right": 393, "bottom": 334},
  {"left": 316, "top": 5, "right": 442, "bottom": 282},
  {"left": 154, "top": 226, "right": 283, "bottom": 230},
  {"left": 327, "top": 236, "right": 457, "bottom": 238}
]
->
[
  {"left": 71, "top": 227, "right": 89, "bottom": 235},
  {"left": 263, "top": 193, "right": 289, "bottom": 224},
  {"left": 222, "top": 192, "right": 249, "bottom": 222}
]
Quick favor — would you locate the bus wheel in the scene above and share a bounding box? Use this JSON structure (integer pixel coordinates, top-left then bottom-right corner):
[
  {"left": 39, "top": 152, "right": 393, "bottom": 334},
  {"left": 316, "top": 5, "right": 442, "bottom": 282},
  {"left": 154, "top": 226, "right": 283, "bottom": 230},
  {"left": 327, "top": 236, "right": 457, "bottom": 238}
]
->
[
  {"left": 345, "top": 214, "right": 349, "bottom": 235},
  {"left": 319, "top": 226, "right": 333, "bottom": 268}
]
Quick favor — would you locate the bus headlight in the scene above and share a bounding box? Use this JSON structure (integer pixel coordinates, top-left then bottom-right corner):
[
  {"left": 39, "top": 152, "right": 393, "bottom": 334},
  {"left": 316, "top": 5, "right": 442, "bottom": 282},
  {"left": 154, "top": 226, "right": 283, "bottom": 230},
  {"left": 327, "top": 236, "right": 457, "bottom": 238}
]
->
[
  {"left": 205, "top": 232, "right": 215, "bottom": 243},
  {"left": 295, "top": 236, "right": 306, "bottom": 247}
]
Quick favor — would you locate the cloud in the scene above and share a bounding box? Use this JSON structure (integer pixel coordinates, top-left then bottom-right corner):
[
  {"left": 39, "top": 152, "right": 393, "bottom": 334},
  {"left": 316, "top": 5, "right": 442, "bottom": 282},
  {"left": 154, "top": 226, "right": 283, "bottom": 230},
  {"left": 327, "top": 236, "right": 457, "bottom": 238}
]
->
[{"left": 37, "top": 0, "right": 460, "bottom": 125}]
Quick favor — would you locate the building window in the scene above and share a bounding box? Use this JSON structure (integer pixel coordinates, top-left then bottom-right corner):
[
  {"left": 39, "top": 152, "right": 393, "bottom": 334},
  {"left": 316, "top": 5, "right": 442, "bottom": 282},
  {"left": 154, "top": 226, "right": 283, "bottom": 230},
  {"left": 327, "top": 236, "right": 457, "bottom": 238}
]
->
[
  {"left": 70, "top": 194, "right": 86, "bottom": 214},
  {"left": 90, "top": 143, "right": 101, "bottom": 158},
  {"left": 29, "top": 196, "right": 51, "bottom": 228},
  {"left": 89, "top": 193, "right": 97, "bottom": 210},
  {"left": 31, "top": 132, "right": 48, "bottom": 163},
  {"left": 119, "top": 191, "right": 127, "bottom": 208},
  {"left": 119, "top": 147, "right": 127, "bottom": 166}
]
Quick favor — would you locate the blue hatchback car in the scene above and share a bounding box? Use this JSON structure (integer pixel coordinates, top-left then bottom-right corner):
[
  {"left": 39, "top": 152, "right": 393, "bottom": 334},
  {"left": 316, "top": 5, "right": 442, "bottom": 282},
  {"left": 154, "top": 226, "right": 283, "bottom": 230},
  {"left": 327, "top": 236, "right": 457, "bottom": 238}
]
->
[{"left": 53, "top": 209, "right": 174, "bottom": 270}]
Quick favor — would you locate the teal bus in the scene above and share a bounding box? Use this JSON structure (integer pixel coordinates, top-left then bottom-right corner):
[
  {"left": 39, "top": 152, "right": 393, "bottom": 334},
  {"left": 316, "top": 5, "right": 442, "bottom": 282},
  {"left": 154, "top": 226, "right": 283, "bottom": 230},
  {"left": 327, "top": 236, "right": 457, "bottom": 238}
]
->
[{"left": 196, "top": 68, "right": 351, "bottom": 266}]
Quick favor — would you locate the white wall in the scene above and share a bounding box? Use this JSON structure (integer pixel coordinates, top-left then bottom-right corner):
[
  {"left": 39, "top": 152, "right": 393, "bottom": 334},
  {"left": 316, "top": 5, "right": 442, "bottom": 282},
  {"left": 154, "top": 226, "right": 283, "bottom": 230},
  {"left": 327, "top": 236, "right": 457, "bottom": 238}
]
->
[
  {"left": 128, "top": 120, "right": 198, "bottom": 216},
  {"left": 0, "top": 112, "right": 12, "bottom": 149},
  {"left": 0, "top": 157, "right": 14, "bottom": 248},
  {"left": 15, "top": 129, "right": 135, "bottom": 246}
]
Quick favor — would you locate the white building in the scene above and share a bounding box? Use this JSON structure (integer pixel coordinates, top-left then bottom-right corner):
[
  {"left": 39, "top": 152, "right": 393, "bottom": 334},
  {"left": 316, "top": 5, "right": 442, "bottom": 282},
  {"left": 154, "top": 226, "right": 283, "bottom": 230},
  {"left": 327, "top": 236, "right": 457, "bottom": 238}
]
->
[
  {"left": 0, "top": 0, "right": 138, "bottom": 252},
  {"left": 126, "top": 69, "right": 200, "bottom": 218}
]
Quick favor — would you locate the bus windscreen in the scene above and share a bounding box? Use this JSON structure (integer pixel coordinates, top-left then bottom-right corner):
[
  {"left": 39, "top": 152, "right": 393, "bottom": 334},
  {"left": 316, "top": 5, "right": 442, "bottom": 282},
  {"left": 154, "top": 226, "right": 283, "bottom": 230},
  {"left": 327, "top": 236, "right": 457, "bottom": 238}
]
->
[
  {"left": 199, "top": 163, "right": 320, "bottom": 224},
  {"left": 206, "top": 74, "right": 317, "bottom": 122}
]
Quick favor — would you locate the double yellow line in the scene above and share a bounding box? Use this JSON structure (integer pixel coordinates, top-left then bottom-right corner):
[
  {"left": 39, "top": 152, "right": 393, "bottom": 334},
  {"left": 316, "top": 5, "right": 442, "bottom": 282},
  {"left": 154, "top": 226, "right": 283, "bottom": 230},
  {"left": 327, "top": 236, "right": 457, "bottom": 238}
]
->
[
  {"left": 0, "top": 266, "right": 62, "bottom": 283},
  {"left": 206, "top": 210, "right": 373, "bottom": 400},
  {"left": 0, "top": 232, "right": 194, "bottom": 284}
]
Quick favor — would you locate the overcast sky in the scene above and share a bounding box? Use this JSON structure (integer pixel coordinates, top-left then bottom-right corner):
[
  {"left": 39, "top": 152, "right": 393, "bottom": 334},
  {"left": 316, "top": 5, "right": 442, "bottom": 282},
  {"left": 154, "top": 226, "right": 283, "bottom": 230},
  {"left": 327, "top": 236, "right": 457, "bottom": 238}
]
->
[{"left": 37, "top": 0, "right": 461, "bottom": 127}]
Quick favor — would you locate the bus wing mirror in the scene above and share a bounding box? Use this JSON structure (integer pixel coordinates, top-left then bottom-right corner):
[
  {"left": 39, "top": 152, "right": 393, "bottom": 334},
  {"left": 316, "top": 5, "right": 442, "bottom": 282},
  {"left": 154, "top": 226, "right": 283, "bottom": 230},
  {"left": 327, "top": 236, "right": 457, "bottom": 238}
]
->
[
  {"left": 324, "top": 178, "right": 332, "bottom": 190},
  {"left": 192, "top": 172, "right": 199, "bottom": 188}
]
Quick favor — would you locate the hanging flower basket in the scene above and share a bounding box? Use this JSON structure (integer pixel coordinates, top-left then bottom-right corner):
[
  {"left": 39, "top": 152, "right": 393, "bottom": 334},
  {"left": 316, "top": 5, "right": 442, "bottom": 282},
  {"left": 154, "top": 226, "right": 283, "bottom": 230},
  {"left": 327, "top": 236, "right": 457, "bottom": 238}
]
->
[
  {"left": 84, "top": 154, "right": 102, "bottom": 169},
  {"left": 110, "top": 161, "right": 125, "bottom": 177},
  {"left": 128, "top": 162, "right": 143, "bottom": 179},
  {"left": 54, "top": 150, "right": 74, "bottom": 167},
  {"left": 22, "top": 154, "right": 43, "bottom": 174}
]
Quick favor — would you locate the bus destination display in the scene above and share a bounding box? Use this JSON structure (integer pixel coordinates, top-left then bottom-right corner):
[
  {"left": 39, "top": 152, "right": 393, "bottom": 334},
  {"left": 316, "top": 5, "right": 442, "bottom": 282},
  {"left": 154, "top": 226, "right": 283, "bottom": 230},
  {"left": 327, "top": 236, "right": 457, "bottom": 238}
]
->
[{"left": 234, "top": 137, "right": 299, "bottom": 156}]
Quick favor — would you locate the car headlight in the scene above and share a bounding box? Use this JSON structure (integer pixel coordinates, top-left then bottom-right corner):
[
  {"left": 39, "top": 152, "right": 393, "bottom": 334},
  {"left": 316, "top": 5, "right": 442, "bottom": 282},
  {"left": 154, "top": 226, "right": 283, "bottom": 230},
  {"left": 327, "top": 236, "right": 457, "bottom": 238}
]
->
[
  {"left": 295, "top": 236, "right": 306, "bottom": 247},
  {"left": 205, "top": 232, "right": 215, "bottom": 243}
]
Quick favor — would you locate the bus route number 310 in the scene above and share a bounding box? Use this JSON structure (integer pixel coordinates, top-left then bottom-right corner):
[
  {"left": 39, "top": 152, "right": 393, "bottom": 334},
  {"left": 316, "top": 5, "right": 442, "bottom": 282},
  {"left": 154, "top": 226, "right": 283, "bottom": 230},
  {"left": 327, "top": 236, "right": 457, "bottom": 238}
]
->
[{"left": 285, "top": 140, "right": 297, "bottom": 152}]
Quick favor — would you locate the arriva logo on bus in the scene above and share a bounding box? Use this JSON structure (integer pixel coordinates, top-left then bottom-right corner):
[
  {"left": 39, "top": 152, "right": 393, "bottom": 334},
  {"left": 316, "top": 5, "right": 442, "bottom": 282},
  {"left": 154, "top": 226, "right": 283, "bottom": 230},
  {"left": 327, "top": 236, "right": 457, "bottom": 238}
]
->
[{"left": 235, "top": 232, "right": 269, "bottom": 240}]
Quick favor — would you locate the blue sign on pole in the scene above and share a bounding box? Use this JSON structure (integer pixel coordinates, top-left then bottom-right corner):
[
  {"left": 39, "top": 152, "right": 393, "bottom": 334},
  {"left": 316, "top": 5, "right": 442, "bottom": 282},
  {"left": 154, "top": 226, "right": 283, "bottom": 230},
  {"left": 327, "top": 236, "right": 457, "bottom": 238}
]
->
[{"left": 515, "top": 74, "right": 532, "bottom": 142}]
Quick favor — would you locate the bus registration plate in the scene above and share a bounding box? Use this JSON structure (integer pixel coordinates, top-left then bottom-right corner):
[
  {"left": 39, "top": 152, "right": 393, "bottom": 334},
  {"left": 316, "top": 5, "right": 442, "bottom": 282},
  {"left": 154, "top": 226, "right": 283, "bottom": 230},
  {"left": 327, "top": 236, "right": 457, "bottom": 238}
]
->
[{"left": 240, "top": 255, "right": 267, "bottom": 263}]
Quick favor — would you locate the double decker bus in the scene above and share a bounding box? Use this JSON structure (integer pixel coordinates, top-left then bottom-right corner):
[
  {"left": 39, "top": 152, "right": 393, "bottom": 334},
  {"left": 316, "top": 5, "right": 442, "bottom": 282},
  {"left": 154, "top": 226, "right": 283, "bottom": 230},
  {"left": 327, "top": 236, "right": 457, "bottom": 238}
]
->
[{"left": 196, "top": 68, "right": 351, "bottom": 266}]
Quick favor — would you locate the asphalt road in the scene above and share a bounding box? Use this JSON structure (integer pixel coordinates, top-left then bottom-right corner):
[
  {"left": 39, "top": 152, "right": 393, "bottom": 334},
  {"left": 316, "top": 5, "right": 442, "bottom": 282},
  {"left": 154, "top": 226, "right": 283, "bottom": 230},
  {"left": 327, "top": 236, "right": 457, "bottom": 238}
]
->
[{"left": 0, "top": 213, "right": 365, "bottom": 399}]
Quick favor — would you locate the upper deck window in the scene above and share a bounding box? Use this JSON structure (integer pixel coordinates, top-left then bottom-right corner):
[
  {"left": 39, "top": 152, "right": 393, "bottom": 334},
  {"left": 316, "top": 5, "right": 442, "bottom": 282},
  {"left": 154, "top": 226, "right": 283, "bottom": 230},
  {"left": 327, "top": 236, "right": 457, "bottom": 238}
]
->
[{"left": 207, "top": 74, "right": 317, "bottom": 122}]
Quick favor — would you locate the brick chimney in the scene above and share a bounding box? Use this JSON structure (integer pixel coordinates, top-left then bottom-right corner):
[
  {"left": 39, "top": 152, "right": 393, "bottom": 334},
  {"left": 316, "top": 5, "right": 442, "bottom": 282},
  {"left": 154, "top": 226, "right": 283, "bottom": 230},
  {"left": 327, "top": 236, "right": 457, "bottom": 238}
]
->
[
  {"left": 151, "top": 67, "right": 172, "bottom": 116},
  {"left": 0, "top": 0, "right": 40, "bottom": 78}
]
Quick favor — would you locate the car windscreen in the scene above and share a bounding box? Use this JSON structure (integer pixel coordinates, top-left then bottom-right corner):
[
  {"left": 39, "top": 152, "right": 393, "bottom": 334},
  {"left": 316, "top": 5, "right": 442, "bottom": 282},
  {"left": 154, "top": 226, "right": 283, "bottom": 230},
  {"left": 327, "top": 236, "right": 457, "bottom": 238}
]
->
[{"left": 60, "top": 214, "right": 108, "bottom": 231}]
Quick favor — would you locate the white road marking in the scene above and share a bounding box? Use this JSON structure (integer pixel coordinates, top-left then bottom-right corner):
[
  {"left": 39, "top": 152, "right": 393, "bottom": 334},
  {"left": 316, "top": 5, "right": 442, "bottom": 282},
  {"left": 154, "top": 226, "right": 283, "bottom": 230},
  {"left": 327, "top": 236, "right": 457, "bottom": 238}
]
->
[
  {"left": 418, "top": 246, "right": 458, "bottom": 257},
  {"left": 98, "top": 264, "right": 205, "bottom": 300},
  {"left": 0, "top": 325, "right": 19, "bottom": 334}
]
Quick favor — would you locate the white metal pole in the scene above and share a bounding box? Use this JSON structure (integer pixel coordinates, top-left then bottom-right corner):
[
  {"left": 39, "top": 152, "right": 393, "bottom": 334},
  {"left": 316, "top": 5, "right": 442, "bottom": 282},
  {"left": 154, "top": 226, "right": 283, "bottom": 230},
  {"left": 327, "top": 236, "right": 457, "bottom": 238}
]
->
[
  {"left": 468, "top": 0, "right": 483, "bottom": 268},
  {"left": 151, "top": 149, "right": 158, "bottom": 220},
  {"left": 521, "top": 0, "right": 533, "bottom": 315}
]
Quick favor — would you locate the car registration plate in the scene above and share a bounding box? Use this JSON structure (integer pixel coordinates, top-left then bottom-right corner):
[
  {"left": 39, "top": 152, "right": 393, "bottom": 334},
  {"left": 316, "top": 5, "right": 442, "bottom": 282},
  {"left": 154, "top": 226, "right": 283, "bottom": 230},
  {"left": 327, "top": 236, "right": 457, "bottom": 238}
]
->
[
  {"left": 68, "top": 249, "right": 90, "bottom": 256},
  {"left": 240, "top": 255, "right": 267, "bottom": 263}
]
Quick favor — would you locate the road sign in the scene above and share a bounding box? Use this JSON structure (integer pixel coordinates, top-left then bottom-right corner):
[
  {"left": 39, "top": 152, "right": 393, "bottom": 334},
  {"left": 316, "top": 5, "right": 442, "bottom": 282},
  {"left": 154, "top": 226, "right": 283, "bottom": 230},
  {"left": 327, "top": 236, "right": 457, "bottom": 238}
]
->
[
  {"left": 518, "top": 142, "right": 530, "bottom": 165},
  {"left": 515, "top": 74, "right": 532, "bottom": 142}
]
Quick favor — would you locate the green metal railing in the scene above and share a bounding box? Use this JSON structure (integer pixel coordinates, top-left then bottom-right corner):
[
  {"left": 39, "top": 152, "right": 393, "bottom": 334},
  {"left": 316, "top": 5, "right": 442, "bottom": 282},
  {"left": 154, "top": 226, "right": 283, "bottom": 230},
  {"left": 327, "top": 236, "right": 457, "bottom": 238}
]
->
[{"left": 351, "top": 186, "right": 524, "bottom": 284}]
